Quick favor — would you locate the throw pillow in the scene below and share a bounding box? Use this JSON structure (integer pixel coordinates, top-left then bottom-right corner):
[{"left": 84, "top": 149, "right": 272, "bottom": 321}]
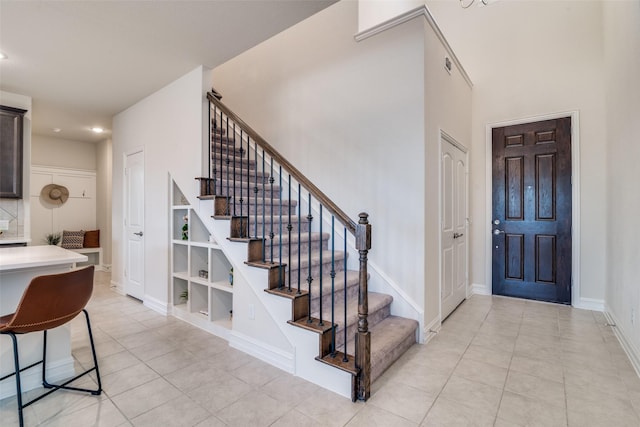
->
[
  {"left": 83, "top": 229, "right": 100, "bottom": 248},
  {"left": 61, "top": 230, "right": 85, "bottom": 249}
]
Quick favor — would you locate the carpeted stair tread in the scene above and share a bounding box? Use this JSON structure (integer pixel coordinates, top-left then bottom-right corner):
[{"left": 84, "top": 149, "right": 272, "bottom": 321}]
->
[
  {"left": 276, "top": 270, "right": 360, "bottom": 300},
  {"left": 273, "top": 249, "right": 346, "bottom": 272},
  {"left": 311, "top": 292, "right": 392, "bottom": 333},
  {"left": 211, "top": 141, "right": 245, "bottom": 153},
  {"left": 356, "top": 316, "right": 418, "bottom": 382},
  {"left": 271, "top": 231, "right": 330, "bottom": 246}
]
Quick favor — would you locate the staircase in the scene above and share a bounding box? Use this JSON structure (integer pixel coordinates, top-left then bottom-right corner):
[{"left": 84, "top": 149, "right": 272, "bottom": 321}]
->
[{"left": 198, "top": 91, "right": 418, "bottom": 400}]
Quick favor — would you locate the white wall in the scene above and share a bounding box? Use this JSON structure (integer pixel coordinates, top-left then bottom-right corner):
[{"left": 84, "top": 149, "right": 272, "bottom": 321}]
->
[
  {"left": 423, "top": 16, "right": 472, "bottom": 328},
  {"left": 96, "top": 138, "right": 112, "bottom": 265},
  {"left": 212, "top": 1, "right": 427, "bottom": 318},
  {"left": 112, "top": 66, "right": 207, "bottom": 305},
  {"left": 0, "top": 90, "right": 32, "bottom": 243},
  {"left": 31, "top": 134, "right": 97, "bottom": 170},
  {"left": 426, "top": 0, "right": 607, "bottom": 306},
  {"left": 603, "top": 0, "right": 640, "bottom": 363}
]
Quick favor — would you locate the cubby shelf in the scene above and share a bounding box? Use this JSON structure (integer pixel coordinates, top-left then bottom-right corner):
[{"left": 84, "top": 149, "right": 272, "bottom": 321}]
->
[{"left": 169, "top": 179, "right": 234, "bottom": 340}]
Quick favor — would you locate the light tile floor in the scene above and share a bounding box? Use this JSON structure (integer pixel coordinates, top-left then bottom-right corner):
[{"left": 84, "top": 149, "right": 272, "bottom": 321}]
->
[{"left": 2, "top": 271, "right": 639, "bottom": 426}]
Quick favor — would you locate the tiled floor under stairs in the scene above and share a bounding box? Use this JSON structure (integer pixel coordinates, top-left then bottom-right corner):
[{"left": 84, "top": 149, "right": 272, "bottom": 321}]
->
[{"left": 1, "top": 271, "right": 638, "bottom": 426}]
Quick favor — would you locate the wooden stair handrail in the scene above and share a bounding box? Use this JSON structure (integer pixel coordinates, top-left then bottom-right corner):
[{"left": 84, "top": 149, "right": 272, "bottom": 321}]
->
[{"left": 207, "top": 92, "right": 357, "bottom": 235}]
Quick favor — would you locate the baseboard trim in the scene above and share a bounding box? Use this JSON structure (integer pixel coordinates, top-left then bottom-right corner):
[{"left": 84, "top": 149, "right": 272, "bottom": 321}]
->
[
  {"left": 471, "top": 282, "right": 491, "bottom": 296},
  {"left": 144, "top": 294, "right": 169, "bottom": 316},
  {"left": 229, "top": 330, "right": 295, "bottom": 374},
  {"left": 604, "top": 310, "right": 640, "bottom": 378},
  {"left": 110, "top": 279, "right": 124, "bottom": 295},
  {"left": 0, "top": 356, "right": 75, "bottom": 400},
  {"left": 573, "top": 297, "right": 605, "bottom": 312},
  {"left": 423, "top": 316, "right": 441, "bottom": 345}
]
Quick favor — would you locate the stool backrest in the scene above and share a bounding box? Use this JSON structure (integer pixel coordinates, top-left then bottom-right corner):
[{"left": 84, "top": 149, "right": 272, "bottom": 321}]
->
[{"left": 0, "top": 266, "right": 95, "bottom": 334}]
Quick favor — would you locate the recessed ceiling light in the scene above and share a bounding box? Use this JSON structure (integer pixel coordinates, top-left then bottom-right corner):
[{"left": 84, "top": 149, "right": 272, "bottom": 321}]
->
[
  {"left": 53, "top": 128, "right": 61, "bottom": 133},
  {"left": 0, "top": 52, "right": 7, "bottom": 60},
  {"left": 91, "top": 127, "right": 104, "bottom": 134}
]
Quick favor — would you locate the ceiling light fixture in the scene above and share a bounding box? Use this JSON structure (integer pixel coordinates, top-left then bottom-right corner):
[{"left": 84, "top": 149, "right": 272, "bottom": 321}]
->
[
  {"left": 53, "top": 128, "right": 61, "bottom": 133},
  {"left": 0, "top": 52, "right": 7, "bottom": 60},
  {"left": 460, "top": 0, "right": 489, "bottom": 8},
  {"left": 91, "top": 127, "right": 104, "bottom": 134}
]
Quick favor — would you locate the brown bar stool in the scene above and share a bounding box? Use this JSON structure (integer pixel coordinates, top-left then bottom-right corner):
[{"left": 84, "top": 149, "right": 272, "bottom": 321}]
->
[{"left": 0, "top": 266, "right": 102, "bottom": 427}]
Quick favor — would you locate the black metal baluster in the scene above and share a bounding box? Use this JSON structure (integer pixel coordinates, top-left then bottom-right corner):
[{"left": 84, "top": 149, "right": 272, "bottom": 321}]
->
[
  {"left": 261, "top": 150, "right": 266, "bottom": 262},
  {"left": 307, "top": 193, "right": 313, "bottom": 323},
  {"left": 297, "top": 183, "right": 301, "bottom": 295},
  {"left": 269, "top": 160, "right": 275, "bottom": 263},
  {"left": 253, "top": 141, "right": 258, "bottom": 239},
  {"left": 278, "top": 166, "right": 283, "bottom": 288},
  {"left": 218, "top": 109, "right": 223, "bottom": 196},
  {"left": 214, "top": 105, "right": 218, "bottom": 194},
  {"left": 287, "top": 174, "right": 292, "bottom": 292},
  {"left": 239, "top": 128, "right": 244, "bottom": 220},
  {"left": 318, "top": 205, "right": 323, "bottom": 326},
  {"left": 343, "top": 228, "right": 348, "bottom": 362},
  {"left": 232, "top": 121, "right": 237, "bottom": 217},
  {"left": 228, "top": 116, "right": 231, "bottom": 215},
  {"left": 208, "top": 101, "right": 211, "bottom": 182},
  {"left": 331, "top": 216, "right": 336, "bottom": 357}
]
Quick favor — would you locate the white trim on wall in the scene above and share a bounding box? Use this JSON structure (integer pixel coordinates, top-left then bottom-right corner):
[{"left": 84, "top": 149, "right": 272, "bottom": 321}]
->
[
  {"left": 604, "top": 309, "right": 640, "bottom": 378},
  {"left": 484, "top": 111, "right": 581, "bottom": 305},
  {"left": 471, "top": 283, "right": 491, "bottom": 296},
  {"left": 354, "top": 5, "right": 473, "bottom": 88}
]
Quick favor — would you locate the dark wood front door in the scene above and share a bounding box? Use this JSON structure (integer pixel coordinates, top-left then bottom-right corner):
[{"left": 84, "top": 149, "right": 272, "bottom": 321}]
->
[{"left": 492, "top": 117, "right": 571, "bottom": 304}]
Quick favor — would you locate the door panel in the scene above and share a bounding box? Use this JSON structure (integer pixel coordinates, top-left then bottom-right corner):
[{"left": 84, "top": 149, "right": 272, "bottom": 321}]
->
[
  {"left": 492, "top": 117, "right": 571, "bottom": 304},
  {"left": 441, "top": 137, "right": 468, "bottom": 318},
  {"left": 125, "top": 150, "right": 145, "bottom": 300}
]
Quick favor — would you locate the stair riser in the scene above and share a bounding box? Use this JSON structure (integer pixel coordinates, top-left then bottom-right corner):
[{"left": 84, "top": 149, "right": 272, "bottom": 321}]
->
[
  {"left": 331, "top": 305, "right": 391, "bottom": 350},
  {"left": 215, "top": 187, "right": 280, "bottom": 198},
  {"left": 211, "top": 142, "right": 245, "bottom": 155},
  {"left": 214, "top": 156, "right": 257, "bottom": 169},
  {"left": 310, "top": 281, "right": 359, "bottom": 319},
  {"left": 211, "top": 172, "right": 270, "bottom": 184},
  {"left": 223, "top": 204, "right": 300, "bottom": 217},
  {"left": 264, "top": 240, "right": 329, "bottom": 259},
  {"left": 370, "top": 331, "right": 416, "bottom": 383},
  {"left": 216, "top": 180, "right": 282, "bottom": 195},
  {"left": 285, "top": 261, "right": 346, "bottom": 285},
  {"left": 211, "top": 135, "right": 235, "bottom": 144},
  {"left": 248, "top": 221, "right": 311, "bottom": 236}
]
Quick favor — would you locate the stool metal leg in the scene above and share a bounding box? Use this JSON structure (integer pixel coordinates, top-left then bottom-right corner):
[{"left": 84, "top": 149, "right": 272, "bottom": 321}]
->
[
  {"left": 41, "top": 310, "right": 102, "bottom": 395},
  {"left": 9, "top": 332, "right": 25, "bottom": 427},
  {"left": 0, "top": 310, "right": 102, "bottom": 426},
  {"left": 42, "top": 330, "right": 51, "bottom": 388}
]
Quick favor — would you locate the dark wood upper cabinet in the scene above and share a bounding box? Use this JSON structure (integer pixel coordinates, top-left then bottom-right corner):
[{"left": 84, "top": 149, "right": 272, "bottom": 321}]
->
[{"left": 0, "top": 105, "right": 27, "bottom": 199}]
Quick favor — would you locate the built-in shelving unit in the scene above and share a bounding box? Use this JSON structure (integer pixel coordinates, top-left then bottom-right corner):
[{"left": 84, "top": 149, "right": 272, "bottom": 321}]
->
[{"left": 170, "top": 180, "right": 233, "bottom": 339}]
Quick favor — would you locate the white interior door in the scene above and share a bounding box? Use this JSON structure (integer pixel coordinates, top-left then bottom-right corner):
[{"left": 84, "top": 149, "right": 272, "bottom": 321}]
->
[
  {"left": 125, "top": 150, "right": 145, "bottom": 300},
  {"left": 441, "top": 135, "right": 468, "bottom": 319}
]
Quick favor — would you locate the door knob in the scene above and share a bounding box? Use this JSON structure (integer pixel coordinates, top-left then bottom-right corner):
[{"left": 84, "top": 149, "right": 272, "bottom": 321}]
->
[
  {"left": 453, "top": 232, "right": 464, "bottom": 239},
  {"left": 134, "top": 231, "right": 144, "bottom": 237},
  {"left": 493, "top": 229, "right": 505, "bottom": 235}
]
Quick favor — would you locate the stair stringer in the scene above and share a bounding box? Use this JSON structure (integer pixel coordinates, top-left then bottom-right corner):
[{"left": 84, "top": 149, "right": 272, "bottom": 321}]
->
[{"left": 191, "top": 188, "right": 353, "bottom": 397}]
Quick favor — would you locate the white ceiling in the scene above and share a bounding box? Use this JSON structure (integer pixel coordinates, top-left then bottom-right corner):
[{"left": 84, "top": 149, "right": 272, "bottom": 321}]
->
[{"left": 0, "top": 0, "right": 336, "bottom": 142}]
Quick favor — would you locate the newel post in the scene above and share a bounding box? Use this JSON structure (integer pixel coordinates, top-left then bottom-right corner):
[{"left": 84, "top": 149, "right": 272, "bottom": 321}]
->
[{"left": 355, "top": 212, "right": 371, "bottom": 401}]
